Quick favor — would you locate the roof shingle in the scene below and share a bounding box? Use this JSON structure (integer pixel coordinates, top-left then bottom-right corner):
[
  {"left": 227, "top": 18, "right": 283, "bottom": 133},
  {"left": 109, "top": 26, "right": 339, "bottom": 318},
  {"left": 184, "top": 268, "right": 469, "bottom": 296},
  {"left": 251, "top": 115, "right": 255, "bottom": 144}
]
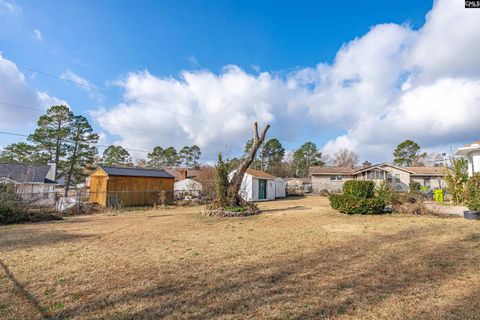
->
[{"left": 0, "top": 163, "right": 54, "bottom": 183}]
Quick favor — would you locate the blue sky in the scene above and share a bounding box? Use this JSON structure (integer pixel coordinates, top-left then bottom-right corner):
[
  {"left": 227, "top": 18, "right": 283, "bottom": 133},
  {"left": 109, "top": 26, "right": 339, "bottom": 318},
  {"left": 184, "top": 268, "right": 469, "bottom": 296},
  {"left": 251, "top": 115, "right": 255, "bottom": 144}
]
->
[{"left": 1, "top": 0, "right": 480, "bottom": 163}]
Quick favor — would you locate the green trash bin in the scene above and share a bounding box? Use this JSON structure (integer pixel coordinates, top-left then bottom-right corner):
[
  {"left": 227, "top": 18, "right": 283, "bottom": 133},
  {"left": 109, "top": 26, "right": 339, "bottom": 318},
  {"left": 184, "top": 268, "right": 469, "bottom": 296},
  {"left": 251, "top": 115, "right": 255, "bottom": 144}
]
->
[{"left": 434, "top": 189, "right": 444, "bottom": 203}]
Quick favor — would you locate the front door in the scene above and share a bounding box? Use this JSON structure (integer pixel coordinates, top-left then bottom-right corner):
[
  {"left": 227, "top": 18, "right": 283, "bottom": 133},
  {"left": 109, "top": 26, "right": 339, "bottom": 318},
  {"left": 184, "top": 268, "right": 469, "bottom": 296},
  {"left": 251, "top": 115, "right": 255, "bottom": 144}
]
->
[{"left": 258, "top": 179, "right": 267, "bottom": 200}]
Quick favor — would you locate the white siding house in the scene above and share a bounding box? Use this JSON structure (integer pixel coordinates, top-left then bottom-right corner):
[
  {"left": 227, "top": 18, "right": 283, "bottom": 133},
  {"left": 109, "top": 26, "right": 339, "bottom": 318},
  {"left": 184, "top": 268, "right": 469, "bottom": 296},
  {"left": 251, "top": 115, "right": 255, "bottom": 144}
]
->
[
  {"left": 229, "top": 168, "right": 285, "bottom": 202},
  {"left": 455, "top": 141, "right": 480, "bottom": 177},
  {"left": 0, "top": 163, "right": 57, "bottom": 206}
]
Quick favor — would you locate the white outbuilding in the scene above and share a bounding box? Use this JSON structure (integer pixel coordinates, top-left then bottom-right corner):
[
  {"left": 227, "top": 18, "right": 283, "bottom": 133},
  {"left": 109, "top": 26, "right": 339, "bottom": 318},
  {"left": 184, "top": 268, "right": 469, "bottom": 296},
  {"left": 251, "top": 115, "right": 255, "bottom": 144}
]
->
[
  {"left": 229, "top": 168, "right": 286, "bottom": 201},
  {"left": 174, "top": 178, "right": 203, "bottom": 198}
]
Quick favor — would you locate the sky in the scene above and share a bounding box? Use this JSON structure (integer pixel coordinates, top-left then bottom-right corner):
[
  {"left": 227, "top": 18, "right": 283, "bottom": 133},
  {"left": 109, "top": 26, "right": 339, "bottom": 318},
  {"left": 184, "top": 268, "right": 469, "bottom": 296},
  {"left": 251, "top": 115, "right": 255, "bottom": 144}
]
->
[{"left": 1, "top": 0, "right": 480, "bottom": 164}]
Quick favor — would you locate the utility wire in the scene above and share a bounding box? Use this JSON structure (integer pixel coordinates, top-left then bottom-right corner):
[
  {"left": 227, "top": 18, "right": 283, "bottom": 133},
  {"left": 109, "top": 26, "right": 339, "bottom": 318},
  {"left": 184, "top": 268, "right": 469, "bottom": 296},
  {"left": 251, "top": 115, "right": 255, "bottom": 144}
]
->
[
  {"left": 0, "top": 130, "right": 222, "bottom": 162},
  {"left": 0, "top": 59, "right": 225, "bottom": 129}
]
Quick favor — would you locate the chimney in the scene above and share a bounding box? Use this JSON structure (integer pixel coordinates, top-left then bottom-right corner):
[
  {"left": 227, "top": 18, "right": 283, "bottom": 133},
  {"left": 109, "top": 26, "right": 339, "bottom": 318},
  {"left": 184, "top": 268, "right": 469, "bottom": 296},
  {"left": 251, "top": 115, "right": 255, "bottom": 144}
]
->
[
  {"left": 362, "top": 161, "right": 372, "bottom": 168},
  {"left": 179, "top": 169, "right": 188, "bottom": 180},
  {"left": 46, "top": 162, "right": 57, "bottom": 181}
]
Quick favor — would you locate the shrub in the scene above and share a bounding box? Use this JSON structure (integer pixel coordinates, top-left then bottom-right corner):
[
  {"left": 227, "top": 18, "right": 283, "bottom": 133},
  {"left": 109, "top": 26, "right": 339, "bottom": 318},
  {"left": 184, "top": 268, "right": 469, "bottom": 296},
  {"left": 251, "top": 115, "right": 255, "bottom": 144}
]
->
[
  {"left": 409, "top": 181, "right": 422, "bottom": 192},
  {"left": 329, "top": 194, "right": 385, "bottom": 215},
  {"left": 343, "top": 180, "right": 375, "bottom": 198},
  {"left": 445, "top": 157, "right": 468, "bottom": 204},
  {"left": 466, "top": 173, "right": 480, "bottom": 212},
  {"left": 376, "top": 181, "right": 395, "bottom": 205}
]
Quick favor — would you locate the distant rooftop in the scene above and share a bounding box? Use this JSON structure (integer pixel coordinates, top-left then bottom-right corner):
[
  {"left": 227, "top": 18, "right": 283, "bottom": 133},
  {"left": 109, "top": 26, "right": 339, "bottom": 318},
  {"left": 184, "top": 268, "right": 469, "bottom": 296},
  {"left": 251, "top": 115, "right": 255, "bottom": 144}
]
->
[{"left": 0, "top": 163, "right": 55, "bottom": 183}]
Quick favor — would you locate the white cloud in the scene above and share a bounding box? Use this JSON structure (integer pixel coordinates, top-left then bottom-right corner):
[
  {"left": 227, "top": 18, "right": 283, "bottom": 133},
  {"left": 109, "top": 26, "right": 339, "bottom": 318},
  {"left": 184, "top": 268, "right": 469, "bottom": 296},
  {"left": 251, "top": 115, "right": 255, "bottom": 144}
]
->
[
  {"left": 60, "top": 70, "right": 92, "bottom": 88},
  {"left": 0, "top": 54, "right": 67, "bottom": 128},
  {"left": 0, "top": 0, "right": 21, "bottom": 14},
  {"left": 94, "top": 0, "right": 480, "bottom": 162},
  {"left": 33, "top": 29, "right": 42, "bottom": 41}
]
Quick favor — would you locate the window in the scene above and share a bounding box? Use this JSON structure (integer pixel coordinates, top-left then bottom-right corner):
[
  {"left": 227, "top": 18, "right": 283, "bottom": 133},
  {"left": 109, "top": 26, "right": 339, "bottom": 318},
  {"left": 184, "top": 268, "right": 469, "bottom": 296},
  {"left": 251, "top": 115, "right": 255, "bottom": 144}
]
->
[
  {"left": 395, "top": 174, "right": 401, "bottom": 183},
  {"left": 387, "top": 174, "right": 393, "bottom": 182},
  {"left": 367, "top": 171, "right": 374, "bottom": 179},
  {"left": 424, "top": 177, "right": 431, "bottom": 187},
  {"left": 330, "top": 175, "right": 343, "bottom": 181}
]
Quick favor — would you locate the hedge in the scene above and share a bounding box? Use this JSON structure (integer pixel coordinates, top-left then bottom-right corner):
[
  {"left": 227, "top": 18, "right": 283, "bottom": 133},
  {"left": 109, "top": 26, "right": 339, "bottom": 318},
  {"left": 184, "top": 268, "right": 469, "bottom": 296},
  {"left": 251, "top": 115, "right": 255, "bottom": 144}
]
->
[
  {"left": 343, "top": 180, "right": 375, "bottom": 198},
  {"left": 329, "top": 193, "right": 385, "bottom": 215}
]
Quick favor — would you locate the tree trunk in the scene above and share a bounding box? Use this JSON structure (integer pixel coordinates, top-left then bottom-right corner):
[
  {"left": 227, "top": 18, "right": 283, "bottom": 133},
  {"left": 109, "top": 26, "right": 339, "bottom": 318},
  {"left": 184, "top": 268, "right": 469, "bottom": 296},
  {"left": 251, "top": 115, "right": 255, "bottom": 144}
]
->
[
  {"left": 227, "top": 122, "right": 270, "bottom": 205},
  {"left": 65, "top": 136, "right": 79, "bottom": 197}
]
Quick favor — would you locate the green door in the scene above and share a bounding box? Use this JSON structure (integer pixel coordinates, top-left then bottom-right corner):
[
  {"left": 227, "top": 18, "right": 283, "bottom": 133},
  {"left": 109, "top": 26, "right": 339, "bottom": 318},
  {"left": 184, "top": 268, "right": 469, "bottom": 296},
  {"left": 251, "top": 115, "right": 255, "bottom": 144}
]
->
[{"left": 258, "top": 179, "right": 267, "bottom": 200}]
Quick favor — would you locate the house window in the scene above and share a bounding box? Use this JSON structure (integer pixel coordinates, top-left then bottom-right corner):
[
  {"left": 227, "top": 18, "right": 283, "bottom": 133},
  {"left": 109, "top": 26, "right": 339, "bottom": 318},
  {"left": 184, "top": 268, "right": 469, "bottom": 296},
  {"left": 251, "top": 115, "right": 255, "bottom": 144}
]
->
[
  {"left": 395, "top": 174, "right": 401, "bottom": 183},
  {"left": 424, "top": 177, "right": 431, "bottom": 187},
  {"left": 375, "top": 171, "right": 385, "bottom": 180},
  {"left": 330, "top": 175, "right": 343, "bottom": 181},
  {"left": 387, "top": 174, "right": 393, "bottom": 183},
  {"left": 367, "top": 171, "right": 374, "bottom": 179}
]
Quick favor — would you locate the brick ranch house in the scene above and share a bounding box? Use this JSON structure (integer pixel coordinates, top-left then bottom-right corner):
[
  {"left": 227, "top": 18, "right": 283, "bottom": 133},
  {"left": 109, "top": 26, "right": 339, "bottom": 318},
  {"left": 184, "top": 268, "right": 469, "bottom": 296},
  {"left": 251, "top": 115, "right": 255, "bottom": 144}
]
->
[{"left": 309, "top": 162, "right": 448, "bottom": 193}]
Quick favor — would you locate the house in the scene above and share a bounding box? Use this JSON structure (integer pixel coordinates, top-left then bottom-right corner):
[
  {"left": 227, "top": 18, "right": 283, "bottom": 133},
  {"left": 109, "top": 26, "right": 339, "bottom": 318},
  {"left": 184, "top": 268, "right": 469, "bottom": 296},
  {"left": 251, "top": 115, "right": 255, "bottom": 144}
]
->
[
  {"left": 89, "top": 166, "right": 175, "bottom": 207},
  {"left": 285, "top": 178, "right": 312, "bottom": 195},
  {"left": 229, "top": 168, "right": 286, "bottom": 202},
  {"left": 174, "top": 178, "right": 203, "bottom": 198},
  {"left": 309, "top": 161, "right": 447, "bottom": 193},
  {"left": 0, "top": 163, "right": 57, "bottom": 206},
  {"left": 454, "top": 140, "right": 480, "bottom": 177},
  {"left": 166, "top": 167, "right": 216, "bottom": 191}
]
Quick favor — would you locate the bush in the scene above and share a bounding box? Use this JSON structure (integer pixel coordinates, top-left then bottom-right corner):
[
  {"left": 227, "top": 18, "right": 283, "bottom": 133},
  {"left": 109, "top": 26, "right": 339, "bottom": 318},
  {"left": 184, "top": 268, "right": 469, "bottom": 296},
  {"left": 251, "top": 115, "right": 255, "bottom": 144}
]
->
[
  {"left": 329, "top": 193, "right": 385, "bottom": 215},
  {"left": 409, "top": 181, "right": 422, "bottom": 192},
  {"left": 466, "top": 173, "right": 480, "bottom": 212},
  {"left": 376, "top": 181, "right": 395, "bottom": 205},
  {"left": 343, "top": 180, "right": 375, "bottom": 198}
]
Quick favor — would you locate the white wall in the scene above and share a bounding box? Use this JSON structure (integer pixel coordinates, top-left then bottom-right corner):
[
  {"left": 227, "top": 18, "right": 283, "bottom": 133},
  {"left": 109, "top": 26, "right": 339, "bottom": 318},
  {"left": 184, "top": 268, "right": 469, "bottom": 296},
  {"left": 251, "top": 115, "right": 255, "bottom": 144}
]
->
[
  {"left": 468, "top": 151, "right": 480, "bottom": 177},
  {"left": 275, "top": 179, "right": 286, "bottom": 198},
  {"left": 15, "top": 183, "right": 56, "bottom": 206}
]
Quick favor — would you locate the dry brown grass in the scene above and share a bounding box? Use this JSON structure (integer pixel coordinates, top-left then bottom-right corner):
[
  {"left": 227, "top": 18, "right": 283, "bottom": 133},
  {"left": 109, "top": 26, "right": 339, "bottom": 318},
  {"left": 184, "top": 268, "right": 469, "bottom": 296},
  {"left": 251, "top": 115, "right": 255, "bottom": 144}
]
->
[{"left": 1, "top": 196, "right": 480, "bottom": 320}]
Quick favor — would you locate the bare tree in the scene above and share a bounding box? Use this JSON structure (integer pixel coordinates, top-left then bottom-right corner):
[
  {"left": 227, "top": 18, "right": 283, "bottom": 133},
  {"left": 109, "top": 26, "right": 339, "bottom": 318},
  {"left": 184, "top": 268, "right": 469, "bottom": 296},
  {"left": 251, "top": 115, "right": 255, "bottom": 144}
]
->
[
  {"left": 227, "top": 122, "right": 270, "bottom": 205},
  {"left": 333, "top": 148, "right": 359, "bottom": 167}
]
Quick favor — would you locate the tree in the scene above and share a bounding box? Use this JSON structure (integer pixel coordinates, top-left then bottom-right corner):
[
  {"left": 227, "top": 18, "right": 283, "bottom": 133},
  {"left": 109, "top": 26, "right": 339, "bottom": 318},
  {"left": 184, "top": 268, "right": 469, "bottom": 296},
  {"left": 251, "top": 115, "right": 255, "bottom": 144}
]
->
[
  {"left": 215, "top": 153, "right": 230, "bottom": 208},
  {"left": 0, "top": 142, "right": 49, "bottom": 164},
  {"left": 179, "top": 145, "right": 201, "bottom": 169},
  {"left": 28, "top": 105, "right": 74, "bottom": 178},
  {"left": 445, "top": 157, "right": 469, "bottom": 204},
  {"left": 333, "top": 148, "right": 359, "bottom": 167},
  {"left": 102, "top": 145, "right": 132, "bottom": 166},
  {"left": 227, "top": 122, "right": 270, "bottom": 206},
  {"left": 163, "top": 147, "right": 179, "bottom": 167},
  {"left": 263, "top": 138, "right": 285, "bottom": 174},
  {"left": 147, "top": 146, "right": 165, "bottom": 169},
  {"left": 64, "top": 115, "right": 99, "bottom": 195},
  {"left": 393, "top": 140, "right": 426, "bottom": 166},
  {"left": 292, "top": 142, "right": 324, "bottom": 177}
]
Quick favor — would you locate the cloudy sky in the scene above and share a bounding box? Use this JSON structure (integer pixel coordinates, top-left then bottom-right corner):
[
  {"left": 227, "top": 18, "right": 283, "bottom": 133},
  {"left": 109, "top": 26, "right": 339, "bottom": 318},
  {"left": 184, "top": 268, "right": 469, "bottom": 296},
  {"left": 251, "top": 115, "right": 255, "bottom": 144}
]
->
[{"left": 0, "top": 0, "right": 479, "bottom": 163}]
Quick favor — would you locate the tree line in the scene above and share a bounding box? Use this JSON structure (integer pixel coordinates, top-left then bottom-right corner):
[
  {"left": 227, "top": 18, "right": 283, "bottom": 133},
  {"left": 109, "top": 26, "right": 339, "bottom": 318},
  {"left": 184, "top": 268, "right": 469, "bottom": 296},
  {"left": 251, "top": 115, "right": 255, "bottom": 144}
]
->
[{"left": 0, "top": 105, "right": 202, "bottom": 192}]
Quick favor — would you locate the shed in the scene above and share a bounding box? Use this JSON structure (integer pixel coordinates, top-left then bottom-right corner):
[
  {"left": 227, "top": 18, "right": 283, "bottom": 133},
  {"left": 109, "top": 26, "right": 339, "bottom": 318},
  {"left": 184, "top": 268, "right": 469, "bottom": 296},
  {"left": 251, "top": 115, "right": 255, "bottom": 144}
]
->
[
  {"left": 275, "top": 178, "right": 286, "bottom": 198},
  {"left": 229, "top": 168, "right": 285, "bottom": 202},
  {"left": 89, "top": 166, "right": 174, "bottom": 207},
  {"left": 174, "top": 178, "right": 203, "bottom": 198}
]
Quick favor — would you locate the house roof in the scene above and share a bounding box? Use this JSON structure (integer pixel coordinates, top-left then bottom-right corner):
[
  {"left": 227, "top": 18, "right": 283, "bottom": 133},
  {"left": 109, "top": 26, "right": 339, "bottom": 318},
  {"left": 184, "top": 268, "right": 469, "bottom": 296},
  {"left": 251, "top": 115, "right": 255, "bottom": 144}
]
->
[
  {"left": 99, "top": 166, "right": 174, "bottom": 178},
  {"left": 406, "top": 166, "right": 448, "bottom": 176},
  {"left": 0, "top": 163, "right": 55, "bottom": 183},
  {"left": 309, "top": 166, "right": 358, "bottom": 175},
  {"left": 166, "top": 167, "right": 216, "bottom": 182},
  {"left": 285, "top": 177, "right": 312, "bottom": 183},
  {"left": 246, "top": 168, "right": 276, "bottom": 179},
  {"left": 455, "top": 140, "right": 480, "bottom": 155},
  {"left": 309, "top": 164, "right": 447, "bottom": 177},
  {"left": 353, "top": 163, "right": 415, "bottom": 175}
]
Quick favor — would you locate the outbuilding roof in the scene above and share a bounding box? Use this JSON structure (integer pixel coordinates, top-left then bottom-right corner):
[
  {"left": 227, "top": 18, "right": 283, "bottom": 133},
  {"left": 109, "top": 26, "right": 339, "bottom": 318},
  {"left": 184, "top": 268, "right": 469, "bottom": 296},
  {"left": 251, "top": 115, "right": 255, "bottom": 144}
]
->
[
  {"left": 0, "top": 163, "right": 55, "bottom": 183},
  {"left": 309, "top": 166, "right": 358, "bottom": 175},
  {"left": 245, "top": 168, "right": 277, "bottom": 179},
  {"left": 99, "top": 166, "right": 174, "bottom": 178}
]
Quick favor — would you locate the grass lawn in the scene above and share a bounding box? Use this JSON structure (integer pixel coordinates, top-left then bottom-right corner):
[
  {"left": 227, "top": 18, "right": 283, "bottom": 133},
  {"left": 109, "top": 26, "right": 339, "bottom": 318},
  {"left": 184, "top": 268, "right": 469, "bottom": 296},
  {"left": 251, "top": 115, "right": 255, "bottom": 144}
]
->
[{"left": 1, "top": 196, "right": 480, "bottom": 319}]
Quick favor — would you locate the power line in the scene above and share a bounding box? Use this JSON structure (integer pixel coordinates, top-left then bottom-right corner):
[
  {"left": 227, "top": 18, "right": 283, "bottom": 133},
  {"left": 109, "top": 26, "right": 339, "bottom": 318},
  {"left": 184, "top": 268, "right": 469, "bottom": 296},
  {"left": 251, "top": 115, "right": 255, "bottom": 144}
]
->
[
  {"left": 0, "top": 59, "right": 225, "bottom": 129},
  {"left": 0, "top": 130, "right": 221, "bottom": 162},
  {"left": 0, "top": 101, "right": 235, "bottom": 154}
]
